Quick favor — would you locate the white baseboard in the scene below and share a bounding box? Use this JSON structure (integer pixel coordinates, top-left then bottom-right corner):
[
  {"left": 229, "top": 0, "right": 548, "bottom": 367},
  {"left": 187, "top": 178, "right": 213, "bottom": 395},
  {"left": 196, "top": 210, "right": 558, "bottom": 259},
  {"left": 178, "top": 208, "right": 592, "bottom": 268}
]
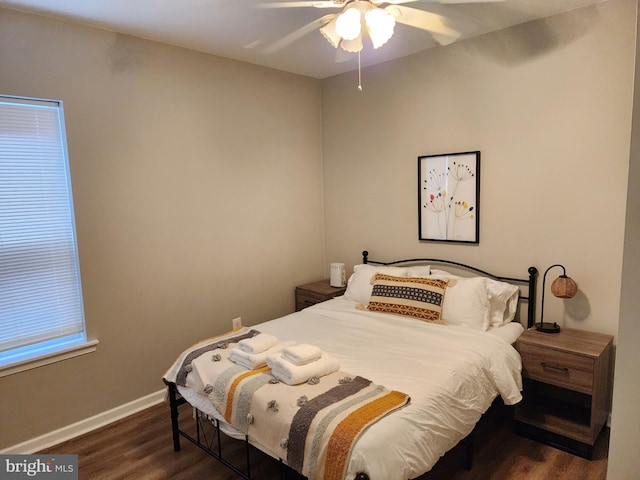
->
[{"left": 2, "top": 389, "right": 166, "bottom": 454}]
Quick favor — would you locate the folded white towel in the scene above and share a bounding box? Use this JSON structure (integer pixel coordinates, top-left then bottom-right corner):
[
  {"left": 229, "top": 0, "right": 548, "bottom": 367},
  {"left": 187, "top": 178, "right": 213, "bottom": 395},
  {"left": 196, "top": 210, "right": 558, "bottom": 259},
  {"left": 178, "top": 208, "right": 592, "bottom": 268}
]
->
[
  {"left": 281, "top": 343, "right": 323, "bottom": 366},
  {"left": 238, "top": 333, "right": 279, "bottom": 354},
  {"left": 229, "top": 341, "right": 295, "bottom": 370},
  {"left": 266, "top": 353, "right": 340, "bottom": 385}
]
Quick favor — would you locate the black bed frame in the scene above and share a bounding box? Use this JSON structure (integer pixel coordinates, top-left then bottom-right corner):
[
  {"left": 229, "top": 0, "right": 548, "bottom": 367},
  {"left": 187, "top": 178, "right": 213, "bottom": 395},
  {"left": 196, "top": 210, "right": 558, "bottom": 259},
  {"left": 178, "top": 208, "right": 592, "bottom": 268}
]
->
[{"left": 165, "top": 251, "right": 539, "bottom": 480}]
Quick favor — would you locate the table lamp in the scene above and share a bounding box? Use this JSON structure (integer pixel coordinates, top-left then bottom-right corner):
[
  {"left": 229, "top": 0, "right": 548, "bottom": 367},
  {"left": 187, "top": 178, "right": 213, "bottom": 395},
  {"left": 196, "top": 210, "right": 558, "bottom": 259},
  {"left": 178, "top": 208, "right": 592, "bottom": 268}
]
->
[{"left": 536, "top": 264, "right": 578, "bottom": 333}]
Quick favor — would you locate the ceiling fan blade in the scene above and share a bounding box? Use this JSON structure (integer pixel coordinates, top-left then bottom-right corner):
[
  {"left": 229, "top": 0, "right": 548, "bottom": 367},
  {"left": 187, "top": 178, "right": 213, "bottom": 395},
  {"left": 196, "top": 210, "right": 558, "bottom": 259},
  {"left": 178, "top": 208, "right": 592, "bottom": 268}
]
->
[
  {"left": 385, "top": 5, "right": 461, "bottom": 45},
  {"left": 373, "top": 0, "right": 419, "bottom": 4},
  {"left": 374, "top": 0, "right": 504, "bottom": 4},
  {"left": 371, "top": 0, "right": 420, "bottom": 5},
  {"left": 436, "top": 0, "right": 505, "bottom": 3},
  {"left": 263, "top": 14, "right": 336, "bottom": 53},
  {"left": 430, "top": 32, "right": 459, "bottom": 45},
  {"left": 258, "top": 1, "right": 341, "bottom": 8}
]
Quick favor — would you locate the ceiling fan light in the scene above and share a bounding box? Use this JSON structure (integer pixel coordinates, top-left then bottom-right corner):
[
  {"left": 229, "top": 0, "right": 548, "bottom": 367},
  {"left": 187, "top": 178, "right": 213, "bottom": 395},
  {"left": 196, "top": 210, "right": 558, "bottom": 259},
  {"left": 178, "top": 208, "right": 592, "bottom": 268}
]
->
[
  {"left": 319, "top": 17, "right": 341, "bottom": 48},
  {"left": 335, "top": 7, "right": 362, "bottom": 41},
  {"left": 340, "top": 32, "right": 363, "bottom": 53},
  {"left": 365, "top": 8, "right": 395, "bottom": 49}
]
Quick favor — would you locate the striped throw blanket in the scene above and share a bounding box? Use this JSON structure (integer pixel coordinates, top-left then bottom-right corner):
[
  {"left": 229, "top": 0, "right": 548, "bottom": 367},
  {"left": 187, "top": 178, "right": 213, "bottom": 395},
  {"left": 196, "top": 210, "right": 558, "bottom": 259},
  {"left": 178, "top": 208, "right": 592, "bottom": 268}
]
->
[{"left": 163, "top": 327, "right": 411, "bottom": 480}]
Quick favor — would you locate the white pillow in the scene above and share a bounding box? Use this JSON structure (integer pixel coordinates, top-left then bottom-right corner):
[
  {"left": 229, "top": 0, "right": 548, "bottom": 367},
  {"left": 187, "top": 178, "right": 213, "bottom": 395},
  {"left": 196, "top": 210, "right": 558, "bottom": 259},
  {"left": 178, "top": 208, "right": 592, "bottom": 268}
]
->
[
  {"left": 434, "top": 276, "right": 491, "bottom": 330},
  {"left": 344, "top": 264, "right": 409, "bottom": 304},
  {"left": 404, "top": 265, "right": 432, "bottom": 277},
  {"left": 486, "top": 279, "right": 520, "bottom": 326},
  {"left": 430, "top": 269, "right": 519, "bottom": 330}
]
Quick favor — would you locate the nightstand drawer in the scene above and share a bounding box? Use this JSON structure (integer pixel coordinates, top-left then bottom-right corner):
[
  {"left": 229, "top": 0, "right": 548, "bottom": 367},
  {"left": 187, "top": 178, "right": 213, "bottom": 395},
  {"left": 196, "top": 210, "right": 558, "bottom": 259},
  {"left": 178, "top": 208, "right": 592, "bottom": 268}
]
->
[
  {"left": 294, "top": 280, "right": 347, "bottom": 311},
  {"left": 295, "top": 291, "right": 327, "bottom": 311},
  {"left": 519, "top": 343, "right": 594, "bottom": 394}
]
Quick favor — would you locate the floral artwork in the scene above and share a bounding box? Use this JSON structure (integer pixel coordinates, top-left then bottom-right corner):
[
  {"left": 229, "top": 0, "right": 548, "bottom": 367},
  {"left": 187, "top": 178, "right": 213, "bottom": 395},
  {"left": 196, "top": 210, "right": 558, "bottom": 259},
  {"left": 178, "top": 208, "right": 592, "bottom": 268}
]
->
[{"left": 418, "top": 151, "right": 480, "bottom": 243}]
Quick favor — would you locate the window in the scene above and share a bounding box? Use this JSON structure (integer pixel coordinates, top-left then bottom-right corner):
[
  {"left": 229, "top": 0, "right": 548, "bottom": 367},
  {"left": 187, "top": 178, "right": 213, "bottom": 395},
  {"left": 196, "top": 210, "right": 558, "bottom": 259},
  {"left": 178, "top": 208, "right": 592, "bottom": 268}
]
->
[{"left": 0, "top": 95, "right": 96, "bottom": 375}]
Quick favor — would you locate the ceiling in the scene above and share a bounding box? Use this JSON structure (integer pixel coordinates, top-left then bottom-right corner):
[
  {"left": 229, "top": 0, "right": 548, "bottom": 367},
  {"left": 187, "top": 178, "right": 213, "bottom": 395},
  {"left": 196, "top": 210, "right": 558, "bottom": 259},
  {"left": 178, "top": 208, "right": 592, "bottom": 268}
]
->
[{"left": 0, "top": 0, "right": 604, "bottom": 79}]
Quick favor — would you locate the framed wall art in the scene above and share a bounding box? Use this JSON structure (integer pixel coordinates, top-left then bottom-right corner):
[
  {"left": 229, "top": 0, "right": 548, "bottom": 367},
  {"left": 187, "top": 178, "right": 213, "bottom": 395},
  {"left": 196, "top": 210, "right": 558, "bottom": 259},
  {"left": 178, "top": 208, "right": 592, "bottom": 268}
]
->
[{"left": 418, "top": 151, "right": 480, "bottom": 244}]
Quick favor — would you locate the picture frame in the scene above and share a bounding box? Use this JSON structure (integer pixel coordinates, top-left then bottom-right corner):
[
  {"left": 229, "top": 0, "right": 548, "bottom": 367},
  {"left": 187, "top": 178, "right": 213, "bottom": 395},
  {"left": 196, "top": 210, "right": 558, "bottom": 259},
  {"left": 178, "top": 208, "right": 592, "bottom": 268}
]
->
[{"left": 418, "top": 151, "right": 480, "bottom": 244}]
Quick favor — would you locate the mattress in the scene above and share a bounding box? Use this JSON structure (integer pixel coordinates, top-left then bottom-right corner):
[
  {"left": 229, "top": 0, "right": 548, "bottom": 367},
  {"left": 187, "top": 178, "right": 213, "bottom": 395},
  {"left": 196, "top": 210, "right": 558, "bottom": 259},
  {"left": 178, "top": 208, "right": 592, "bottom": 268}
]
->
[{"left": 172, "top": 296, "right": 523, "bottom": 480}]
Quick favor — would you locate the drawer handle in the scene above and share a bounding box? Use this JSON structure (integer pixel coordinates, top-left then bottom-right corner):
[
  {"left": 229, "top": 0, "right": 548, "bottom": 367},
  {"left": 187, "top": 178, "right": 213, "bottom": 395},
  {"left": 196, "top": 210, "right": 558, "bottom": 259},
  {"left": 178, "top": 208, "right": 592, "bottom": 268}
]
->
[{"left": 540, "top": 362, "right": 569, "bottom": 373}]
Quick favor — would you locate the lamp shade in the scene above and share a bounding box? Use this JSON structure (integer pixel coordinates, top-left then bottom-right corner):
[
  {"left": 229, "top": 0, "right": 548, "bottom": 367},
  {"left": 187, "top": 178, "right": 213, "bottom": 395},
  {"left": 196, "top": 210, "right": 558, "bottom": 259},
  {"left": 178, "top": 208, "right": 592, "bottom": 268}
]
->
[
  {"left": 335, "top": 7, "right": 361, "bottom": 40},
  {"left": 550, "top": 275, "right": 578, "bottom": 299},
  {"left": 340, "top": 34, "right": 364, "bottom": 53},
  {"left": 319, "top": 17, "right": 341, "bottom": 48},
  {"left": 365, "top": 8, "right": 395, "bottom": 49}
]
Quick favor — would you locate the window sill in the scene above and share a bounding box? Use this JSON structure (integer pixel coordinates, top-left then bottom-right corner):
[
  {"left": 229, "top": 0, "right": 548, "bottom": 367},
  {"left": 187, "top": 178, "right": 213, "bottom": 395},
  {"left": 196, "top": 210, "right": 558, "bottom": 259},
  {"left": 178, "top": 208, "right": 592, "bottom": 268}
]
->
[{"left": 0, "top": 339, "right": 99, "bottom": 378}]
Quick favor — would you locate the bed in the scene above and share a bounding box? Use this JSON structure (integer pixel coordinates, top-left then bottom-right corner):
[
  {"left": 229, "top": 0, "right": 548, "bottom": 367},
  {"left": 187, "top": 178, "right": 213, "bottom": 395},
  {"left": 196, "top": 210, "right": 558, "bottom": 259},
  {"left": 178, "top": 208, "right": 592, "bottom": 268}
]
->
[{"left": 163, "top": 251, "right": 538, "bottom": 480}]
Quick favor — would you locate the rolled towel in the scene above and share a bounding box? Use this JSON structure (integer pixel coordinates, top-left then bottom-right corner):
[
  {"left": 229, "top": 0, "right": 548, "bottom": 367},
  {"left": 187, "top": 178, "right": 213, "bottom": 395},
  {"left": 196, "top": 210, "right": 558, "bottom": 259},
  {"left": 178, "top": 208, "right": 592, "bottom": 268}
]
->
[
  {"left": 230, "top": 341, "right": 295, "bottom": 370},
  {"left": 238, "top": 333, "right": 278, "bottom": 354},
  {"left": 281, "top": 343, "right": 323, "bottom": 366},
  {"left": 266, "top": 353, "right": 340, "bottom": 385}
]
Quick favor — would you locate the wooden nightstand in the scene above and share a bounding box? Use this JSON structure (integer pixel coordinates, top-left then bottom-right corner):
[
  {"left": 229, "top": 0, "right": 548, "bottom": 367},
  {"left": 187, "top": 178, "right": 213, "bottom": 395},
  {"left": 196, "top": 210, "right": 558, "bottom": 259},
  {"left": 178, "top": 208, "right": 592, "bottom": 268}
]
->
[
  {"left": 295, "top": 280, "right": 346, "bottom": 311},
  {"left": 514, "top": 327, "right": 613, "bottom": 459}
]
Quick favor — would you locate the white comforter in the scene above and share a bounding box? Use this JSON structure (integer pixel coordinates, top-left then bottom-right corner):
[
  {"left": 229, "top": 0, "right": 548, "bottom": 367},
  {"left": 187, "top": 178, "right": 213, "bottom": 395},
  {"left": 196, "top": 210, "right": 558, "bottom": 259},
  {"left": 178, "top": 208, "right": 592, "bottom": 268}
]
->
[{"left": 176, "top": 296, "right": 523, "bottom": 480}]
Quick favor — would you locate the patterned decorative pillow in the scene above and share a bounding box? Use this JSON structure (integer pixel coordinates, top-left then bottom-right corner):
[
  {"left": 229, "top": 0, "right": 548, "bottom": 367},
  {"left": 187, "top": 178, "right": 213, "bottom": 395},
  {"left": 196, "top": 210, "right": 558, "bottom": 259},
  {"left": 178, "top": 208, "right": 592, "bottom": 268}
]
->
[{"left": 365, "top": 274, "right": 448, "bottom": 324}]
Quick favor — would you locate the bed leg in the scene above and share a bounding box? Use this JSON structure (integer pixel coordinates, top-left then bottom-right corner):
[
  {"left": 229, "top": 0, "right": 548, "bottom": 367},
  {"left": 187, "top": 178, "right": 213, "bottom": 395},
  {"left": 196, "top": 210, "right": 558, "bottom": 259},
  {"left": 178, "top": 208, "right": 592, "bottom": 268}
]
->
[
  {"left": 464, "top": 433, "right": 473, "bottom": 470},
  {"left": 245, "top": 435, "right": 252, "bottom": 478},
  {"left": 168, "top": 383, "right": 181, "bottom": 452}
]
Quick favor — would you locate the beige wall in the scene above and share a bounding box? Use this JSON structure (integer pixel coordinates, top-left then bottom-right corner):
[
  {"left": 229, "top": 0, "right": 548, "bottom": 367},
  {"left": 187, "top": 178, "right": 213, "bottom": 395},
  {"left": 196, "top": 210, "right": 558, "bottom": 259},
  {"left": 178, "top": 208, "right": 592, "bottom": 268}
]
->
[
  {"left": 608, "top": 2, "right": 640, "bottom": 477},
  {"left": 0, "top": 0, "right": 637, "bottom": 460},
  {"left": 322, "top": 0, "right": 635, "bottom": 336},
  {"left": 0, "top": 9, "right": 324, "bottom": 448}
]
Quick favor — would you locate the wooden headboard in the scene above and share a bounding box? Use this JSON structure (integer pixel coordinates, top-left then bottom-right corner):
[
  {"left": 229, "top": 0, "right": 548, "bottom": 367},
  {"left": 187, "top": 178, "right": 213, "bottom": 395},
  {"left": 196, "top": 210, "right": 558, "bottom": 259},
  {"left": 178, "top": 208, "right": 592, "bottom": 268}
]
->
[{"left": 362, "top": 250, "right": 539, "bottom": 328}]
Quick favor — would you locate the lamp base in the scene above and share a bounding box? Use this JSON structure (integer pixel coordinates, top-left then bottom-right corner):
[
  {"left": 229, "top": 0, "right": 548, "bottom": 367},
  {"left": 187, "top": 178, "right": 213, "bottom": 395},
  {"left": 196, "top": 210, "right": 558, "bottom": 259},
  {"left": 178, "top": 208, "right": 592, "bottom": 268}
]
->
[{"left": 535, "top": 322, "right": 561, "bottom": 333}]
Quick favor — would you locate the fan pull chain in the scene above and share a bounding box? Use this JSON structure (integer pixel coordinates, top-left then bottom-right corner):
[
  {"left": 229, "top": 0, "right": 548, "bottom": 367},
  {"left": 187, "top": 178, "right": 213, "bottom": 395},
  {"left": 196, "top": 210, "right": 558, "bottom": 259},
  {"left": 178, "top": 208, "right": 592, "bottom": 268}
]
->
[{"left": 357, "top": 51, "right": 363, "bottom": 91}]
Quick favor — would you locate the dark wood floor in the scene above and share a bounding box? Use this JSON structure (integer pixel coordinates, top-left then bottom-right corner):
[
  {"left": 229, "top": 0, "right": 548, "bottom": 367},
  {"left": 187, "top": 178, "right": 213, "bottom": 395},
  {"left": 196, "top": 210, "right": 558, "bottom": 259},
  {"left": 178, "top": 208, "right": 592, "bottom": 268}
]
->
[{"left": 40, "top": 400, "right": 609, "bottom": 479}]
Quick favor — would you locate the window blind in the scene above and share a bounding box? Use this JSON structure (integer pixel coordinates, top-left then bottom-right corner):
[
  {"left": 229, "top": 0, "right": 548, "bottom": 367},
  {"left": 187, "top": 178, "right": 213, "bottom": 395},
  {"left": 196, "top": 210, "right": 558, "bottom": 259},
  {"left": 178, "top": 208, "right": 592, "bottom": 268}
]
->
[{"left": 0, "top": 95, "right": 87, "bottom": 365}]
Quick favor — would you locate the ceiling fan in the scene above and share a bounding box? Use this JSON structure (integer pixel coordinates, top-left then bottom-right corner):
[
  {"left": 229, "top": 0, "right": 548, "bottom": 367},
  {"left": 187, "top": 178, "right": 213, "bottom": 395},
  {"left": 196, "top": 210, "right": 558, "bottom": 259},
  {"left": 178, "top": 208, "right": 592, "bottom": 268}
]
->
[{"left": 259, "top": 0, "right": 506, "bottom": 54}]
